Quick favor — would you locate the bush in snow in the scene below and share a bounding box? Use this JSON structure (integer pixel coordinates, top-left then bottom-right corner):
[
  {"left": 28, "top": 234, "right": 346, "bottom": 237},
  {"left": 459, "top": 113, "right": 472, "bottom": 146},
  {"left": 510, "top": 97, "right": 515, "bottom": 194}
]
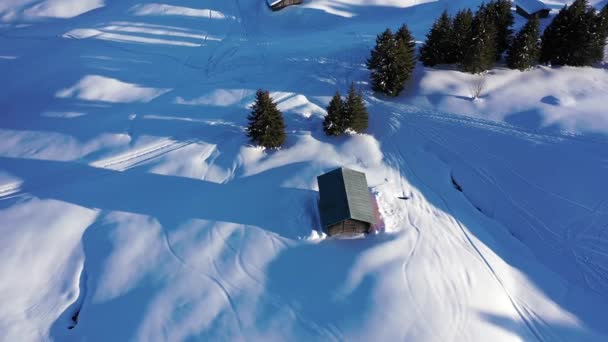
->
[
  {"left": 323, "top": 91, "right": 347, "bottom": 136},
  {"left": 246, "top": 89, "right": 286, "bottom": 149},
  {"left": 540, "top": 0, "right": 607, "bottom": 66},
  {"left": 419, "top": 10, "right": 455, "bottom": 66},
  {"left": 461, "top": 3, "right": 498, "bottom": 74},
  {"left": 506, "top": 16, "right": 541, "bottom": 71},
  {"left": 367, "top": 25, "right": 415, "bottom": 97},
  {"left": 469, "top": 73, "right": 487, "bottom": 99}
]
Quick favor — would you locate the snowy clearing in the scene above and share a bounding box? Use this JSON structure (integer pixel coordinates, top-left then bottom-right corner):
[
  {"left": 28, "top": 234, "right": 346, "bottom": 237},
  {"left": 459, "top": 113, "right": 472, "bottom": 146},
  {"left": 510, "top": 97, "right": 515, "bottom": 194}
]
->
[{"left": 0, "top": 0, "right": 607, "bottom": 341}]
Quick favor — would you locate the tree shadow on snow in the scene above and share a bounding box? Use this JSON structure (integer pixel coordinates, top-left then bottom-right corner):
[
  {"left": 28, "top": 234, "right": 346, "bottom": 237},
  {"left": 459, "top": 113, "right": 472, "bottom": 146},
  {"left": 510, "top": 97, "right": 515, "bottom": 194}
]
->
[{"left": 0, "top": 157, "right": 318, "bottom": 239}]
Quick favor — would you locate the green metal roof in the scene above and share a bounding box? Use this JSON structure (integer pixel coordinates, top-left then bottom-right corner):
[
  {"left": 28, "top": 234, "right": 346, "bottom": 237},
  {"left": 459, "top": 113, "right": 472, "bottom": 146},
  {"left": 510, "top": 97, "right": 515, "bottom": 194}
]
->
[{"left": 317, "top": 167, "right": 374, "bottom": 227}]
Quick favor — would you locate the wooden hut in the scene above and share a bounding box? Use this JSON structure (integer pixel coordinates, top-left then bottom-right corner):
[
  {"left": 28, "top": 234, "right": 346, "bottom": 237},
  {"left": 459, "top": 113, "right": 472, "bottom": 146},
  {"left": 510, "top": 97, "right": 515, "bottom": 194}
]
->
[
  {"left": 317, "top": 167, "right": 375, "bottom": 237},
  {"left": 266, "top": 0, "right": 303, "bottom": 11},
  {"left": 516, "top": 0, "right": 550, "bottom": 19}
]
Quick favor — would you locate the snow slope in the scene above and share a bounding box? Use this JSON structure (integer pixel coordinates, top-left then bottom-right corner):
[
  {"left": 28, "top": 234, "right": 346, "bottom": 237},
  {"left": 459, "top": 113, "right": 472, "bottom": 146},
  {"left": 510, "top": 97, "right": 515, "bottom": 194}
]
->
[{"left": 1, "top": 0, "right": 607, "bottom": 341}]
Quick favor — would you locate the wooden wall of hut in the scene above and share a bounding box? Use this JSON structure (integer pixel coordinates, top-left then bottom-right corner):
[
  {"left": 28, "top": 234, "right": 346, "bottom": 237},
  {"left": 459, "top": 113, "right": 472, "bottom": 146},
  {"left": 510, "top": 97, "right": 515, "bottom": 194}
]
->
[
  {"left": 269, "top": 0, "right": 303, "bottom": 11},
  {"left": 326, "top": 219, "right": 370, "bottom": 236}
]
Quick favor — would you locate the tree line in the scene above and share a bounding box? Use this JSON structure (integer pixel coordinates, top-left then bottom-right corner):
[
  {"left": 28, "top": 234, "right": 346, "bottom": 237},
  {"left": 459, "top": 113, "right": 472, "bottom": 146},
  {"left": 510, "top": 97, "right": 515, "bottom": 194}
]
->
[
  {"left": 368, "top": 0, "right": 608, "bottom": 97},
  {"left": 245, "top": 0, "right": 608, "bottom": 149}
]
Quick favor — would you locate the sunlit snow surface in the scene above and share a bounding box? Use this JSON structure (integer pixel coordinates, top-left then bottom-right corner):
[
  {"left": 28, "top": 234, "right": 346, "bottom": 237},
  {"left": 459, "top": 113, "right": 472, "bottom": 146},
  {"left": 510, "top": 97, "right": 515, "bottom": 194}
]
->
[{"left": 0, "top": 0, "right": 607, "bottom": 341}]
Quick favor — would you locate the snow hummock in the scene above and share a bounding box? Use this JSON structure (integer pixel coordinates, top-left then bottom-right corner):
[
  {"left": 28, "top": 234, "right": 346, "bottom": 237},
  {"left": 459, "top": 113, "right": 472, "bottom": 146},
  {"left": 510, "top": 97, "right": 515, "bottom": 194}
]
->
[
  {"left": 1, "top": 0, "right": 104, "bottom": 21},
  {"left": 56, "top": 75, "right": 170, "bottom": 103},
  {"left": 130, "top": 4, "right": 236, "bottom": 20}
]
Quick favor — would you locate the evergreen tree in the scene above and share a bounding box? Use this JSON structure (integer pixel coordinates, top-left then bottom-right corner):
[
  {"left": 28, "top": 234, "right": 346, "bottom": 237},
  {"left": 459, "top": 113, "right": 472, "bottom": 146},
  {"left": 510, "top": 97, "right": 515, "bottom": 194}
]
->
[
  {"left": 600, "top": 4, "right": 608, "bottom": 35},
  {"left": 486, "top": 0, "right": 514, "bottom": 61},
  {"left": 395, "top": 23, "right": 417, "bottom": 72},
  {"left": 368, "top": 26, "right": 416, "bottom": 97},
  {"left": 539, "top": 5, "right": 568, "bottom": 65},
  {"left": 323, "top": 91, "right": 346, "bottom": 136},
  {"left": 461, "top": 4, "right": 497, "bottom": 73},
  {"left": 506, "top": 16, "right": 540, "bottom": 71},
  {"left": 344, "top": 83, "right": 369, "bottom": 133},
  {"left": 246, "top": 89, "right": 286, "bottom": 149},
  {"left": 591, "top": 4, "right": 608, "bottom": 62},
  {"left": 540, "top": 0, "right": 602, "bottom": 66},
  {"left": 452, "top": 9, "right": 474, "bottom": 64},
  {"left": 419, "top": 11, "right": 454, "bottom": 66},
  {"left": 368, "top": 29, "right": 396, "bottom": 95}
]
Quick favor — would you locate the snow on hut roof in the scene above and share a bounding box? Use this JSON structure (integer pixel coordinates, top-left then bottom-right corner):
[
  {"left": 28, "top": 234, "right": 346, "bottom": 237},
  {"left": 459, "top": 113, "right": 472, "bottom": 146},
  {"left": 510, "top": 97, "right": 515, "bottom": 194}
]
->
[
  {"left": 266, "top": 0, "right": 282, "bottom": 6},
  {"left": 517, "top": 0, "right": 549, "bottom": 13}
]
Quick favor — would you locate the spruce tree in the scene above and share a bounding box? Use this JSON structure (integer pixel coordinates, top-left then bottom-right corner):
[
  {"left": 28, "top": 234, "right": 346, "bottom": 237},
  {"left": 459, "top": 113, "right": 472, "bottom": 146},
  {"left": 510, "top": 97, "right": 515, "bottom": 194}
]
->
[
  {"left": 539, "top": 5, "right": 568, "bottom": 65},
  {"left": 591, "top": 4, "right": 608, "bottom": 62},
  {"left": 246, "top": 89, "right": 286, "bottom": 149},
  {"left": 541, "top": 0, "right": 602, "bottom": 66},
  {"left": 452, "top": 9, "right": 474, "bottom": 64},
  {"left": 461, "top": 4, "right": 497, "bottom": 73},
  {"left": 344, "top": 83, "right": 369, "bottom": 133},
  {"left": 367, "top": 27, "right": 415, "bottom": 97},
  {"left": 368, "top": 29, "right": 396, "bottom": 95},
  {"left": 419, "top": 11, "right": 455, "bottom": 66},
  {"left": 323, "top": 91, "right": 346, "bottom": 136},
  {"left": 600, "top": 4, "right": 608, "bottom": 36},
  {"left": 395, "top": 24, "right": 417, "bottom": 73},
  {"left": 486, "top": 0, "right": 514, "bottom": 61},
  {"left": 506, "top": 16, "right": 540, "bottom": 71}
]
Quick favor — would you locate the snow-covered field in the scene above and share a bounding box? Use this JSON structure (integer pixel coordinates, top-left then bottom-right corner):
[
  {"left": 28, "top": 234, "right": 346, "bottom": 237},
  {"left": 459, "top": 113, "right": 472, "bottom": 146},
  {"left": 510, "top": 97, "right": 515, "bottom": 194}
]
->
[{"left": 1, "top": 0, "right": 607, "bottom": 341}]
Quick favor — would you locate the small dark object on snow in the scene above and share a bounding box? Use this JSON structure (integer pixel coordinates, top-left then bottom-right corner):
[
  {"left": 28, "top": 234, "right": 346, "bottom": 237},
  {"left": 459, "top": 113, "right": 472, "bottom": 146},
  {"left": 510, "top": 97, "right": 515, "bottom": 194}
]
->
[
  {"left": 68, "top": 308, "right": 80, "bottom": 329},
  {"left": 516, "top": 0, "right": 550, "bottom": 19},
  {"left": 266, "top": 0, "right": 303, "bottom": 11},
  {"left": 398, "top": 196, "right": 410, "bottom": 200},
  {"left": 451, "top": 174, "right": 463, "bottom": 192},
  {"left": 317, "top": 167, "right": 375, "bottom": 237}
]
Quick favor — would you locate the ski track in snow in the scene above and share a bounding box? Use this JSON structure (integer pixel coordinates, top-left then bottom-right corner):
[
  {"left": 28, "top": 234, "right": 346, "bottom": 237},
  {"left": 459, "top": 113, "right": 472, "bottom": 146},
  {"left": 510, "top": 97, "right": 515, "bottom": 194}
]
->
[
  {"left": 385, "top": 117, "right": 541, "bottom": 341},
  {"left": 0, "top": 139, "right": 195, "bottom": 200},
  {"left": 408, "top": 113, "right": 608, "bottom": 296}
]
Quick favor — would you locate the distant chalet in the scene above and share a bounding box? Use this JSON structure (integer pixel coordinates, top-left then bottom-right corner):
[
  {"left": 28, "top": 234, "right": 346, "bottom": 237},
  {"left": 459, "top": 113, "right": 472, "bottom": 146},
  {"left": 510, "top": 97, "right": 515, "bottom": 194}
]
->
[
  {"left": 317, "top": 167, "right": 375, "bottom": 237},
  {"left": 516, "top": 0, "right": 550, "bottom": 19},
  {"left": 266, "top": 0, "right": 303, "bottom": 11}
]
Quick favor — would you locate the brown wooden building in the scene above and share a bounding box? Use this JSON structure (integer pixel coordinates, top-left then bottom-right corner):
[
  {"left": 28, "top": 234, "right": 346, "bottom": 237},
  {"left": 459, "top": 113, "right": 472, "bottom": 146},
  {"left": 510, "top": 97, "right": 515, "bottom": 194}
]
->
[{"left": 266, "top": 0, "right": 303, "bottom": 11}]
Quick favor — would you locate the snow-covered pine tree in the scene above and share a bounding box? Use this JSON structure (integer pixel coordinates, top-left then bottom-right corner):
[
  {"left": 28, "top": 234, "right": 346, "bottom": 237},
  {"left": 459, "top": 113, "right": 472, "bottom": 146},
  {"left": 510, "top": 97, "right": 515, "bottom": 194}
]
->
[
  {"left": 541, "top": 0, "right": 601, "bottom": 66},
  {"left": 368, "top": 29, "right": 396, "bottom": 95},
  {"left": 461, "top": 4, "right": 497, "bottom": 73},
  {"left": 506, "top": 16, "right": 540, "bottom": 71},
  {"left": 540, "top": 5, "right": 568, "bottom": 65},
  {"left": 591, "top": 3, "right": 608, "bottom": 62},
  {"left": 323, "top": 91, "right": 346, "bottom": 136},
  {"left": 452, "top": 9, "right": 474, "bottom": 64},
  {"left": 345, "top": 82, "right": 369, "bottom": 133},
  {"left": 395, "top": 23, "right": 417, "bottom": 72},
  {"left": 246, "top": 89, "right": 286, "bottom": 149},
  {"left": 368, "top": 26, "right": 415, "bottom": 97},
  {"left": 486, "top": 0, "right": 514, "bottom": 61},
  {"left": 419, "top": 11, "right": 454, "bottom": 66}
]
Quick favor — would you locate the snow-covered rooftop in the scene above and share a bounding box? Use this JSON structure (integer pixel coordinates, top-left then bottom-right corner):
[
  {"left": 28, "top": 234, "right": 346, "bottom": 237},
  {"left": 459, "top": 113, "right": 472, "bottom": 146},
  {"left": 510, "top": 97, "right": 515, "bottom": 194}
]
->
[{"left": 517, "top": 0, "right": 549, "bottom": 13}]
